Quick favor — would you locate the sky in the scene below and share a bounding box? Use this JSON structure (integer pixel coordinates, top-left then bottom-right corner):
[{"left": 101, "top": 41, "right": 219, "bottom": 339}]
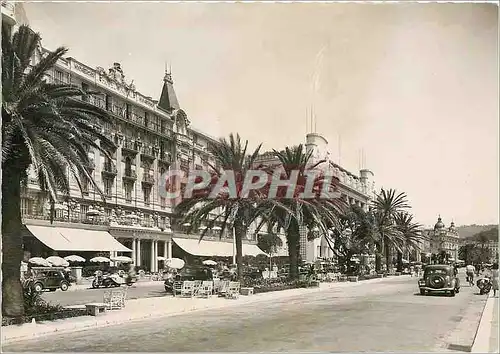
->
[{"left": 23, "top": 2, "right": 498, "bottom": 228}]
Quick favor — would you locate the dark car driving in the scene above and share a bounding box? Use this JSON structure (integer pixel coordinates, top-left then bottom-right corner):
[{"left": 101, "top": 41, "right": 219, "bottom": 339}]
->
[
  {"left": 418, "top": 264, "right": 460, "bottom": 296},
  {"left": 164, "top": 265, "right": 213, "bottom": 293}
]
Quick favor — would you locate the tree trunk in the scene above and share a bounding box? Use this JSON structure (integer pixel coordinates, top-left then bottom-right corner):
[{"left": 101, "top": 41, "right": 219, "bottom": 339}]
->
[
  {"left": 233, "top": 220, "right": 245, "bottom": 281},
  {"left": 396, "top": 251, "right": 403, "bottom": 272},
  {"left": 2, "top": 166, "right": 25, "bottom": 317},
  {"left": 375, "top": 242, "right": 382, "bottom": 273},
  {"left": 384, "top": 238, "right": 391, "bottom": 273},
  {"left": 287, "top": 221, "right": 300, "bottom": 280}
]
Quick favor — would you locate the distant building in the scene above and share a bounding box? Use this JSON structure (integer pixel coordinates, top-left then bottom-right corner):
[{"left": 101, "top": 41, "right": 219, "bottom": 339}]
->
[{"left": 425, "top": 216, "right": 460, "bottom": 262}]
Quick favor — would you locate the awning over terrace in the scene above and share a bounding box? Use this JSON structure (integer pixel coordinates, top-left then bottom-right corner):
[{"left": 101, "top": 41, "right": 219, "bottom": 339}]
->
[
  {"left": 26, "top": 225, "right": 131, "bottom": 252},
  {"left": 173, "top": 237, "right": 267, "bottom": 257}
]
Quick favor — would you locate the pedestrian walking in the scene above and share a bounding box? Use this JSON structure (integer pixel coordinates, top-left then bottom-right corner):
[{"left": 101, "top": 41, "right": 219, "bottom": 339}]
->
[{"left": 491, "top": 263, "right": 499, "bottom": 297}]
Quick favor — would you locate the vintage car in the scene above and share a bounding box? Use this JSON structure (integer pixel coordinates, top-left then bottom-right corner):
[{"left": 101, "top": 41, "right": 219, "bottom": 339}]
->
[
  {"left": 418, "top": 264, "right": 460, "bottom": 296},
  {"left": 25, "top": 267, "right": 71, "bottom": 292}
]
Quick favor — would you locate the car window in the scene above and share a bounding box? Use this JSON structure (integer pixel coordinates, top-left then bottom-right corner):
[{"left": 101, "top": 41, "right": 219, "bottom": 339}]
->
[{"left": 425, "top": 269, "right": 448, "bottom": 276}]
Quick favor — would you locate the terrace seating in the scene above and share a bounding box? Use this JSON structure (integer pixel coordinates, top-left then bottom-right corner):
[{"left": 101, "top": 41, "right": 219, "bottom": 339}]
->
[
  {"left": 103, "top": 288, "right": 127, "bottom": 310},
  {"left": 172, "top": 281, "right": 183, "bottom": 296},
  {"left": 218, "top": 281, "right": 230, "bottom": 297},
  {"left": 198, "top": 281, "right": 213, "bottom": 298},
  {"left": 192, "top": 280, "right": 202, "bottom": 296},
  {"left": 225, "top": 282, "right": 240, "bottom": 299},
  {"left": 213, "top": 279, "right": 222, "bottom": 294},
  {"left": 180, "top": 281, "right": 195, "bottom": 297}
]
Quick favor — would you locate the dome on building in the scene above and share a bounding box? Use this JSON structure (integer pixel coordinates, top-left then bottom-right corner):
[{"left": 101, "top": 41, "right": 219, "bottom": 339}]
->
[
  {"left": 449, "top": 221, "right": 456, "bottom": 231},
  {"left": 434, "top": 216, "right": 445, "bottom": 230}
]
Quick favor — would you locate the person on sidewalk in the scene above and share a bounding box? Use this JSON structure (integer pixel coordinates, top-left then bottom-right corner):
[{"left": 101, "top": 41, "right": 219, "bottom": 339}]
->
[
  {"left": 466, "top": 263, "right": 475, "bottom": 285},
  {"left": 491, "top": 263, "right": 499, "bottom": 297}
]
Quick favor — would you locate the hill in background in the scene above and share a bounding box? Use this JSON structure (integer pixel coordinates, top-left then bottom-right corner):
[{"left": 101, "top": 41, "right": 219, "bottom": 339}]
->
[{"left": 457, "top": 224, "right": 498, "bottom": 239}]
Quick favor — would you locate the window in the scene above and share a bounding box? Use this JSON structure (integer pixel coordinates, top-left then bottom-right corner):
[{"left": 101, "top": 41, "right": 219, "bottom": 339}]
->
[
  {"left": 144, "top": 187, "right": 151, "bottom": 206},
  {"left": 21, "top": 198, "right": 33, "bottom": 216},
  {"left": 160, "top": 216, "right": 166, "bottom": 228},
  {"left": 105, "top": 94, "right": 113, "bottom": 111},
  {"left": 81, "top": 82, "right": 89, "bottom": 101},
  {"left": 160, "top": 120, "right": 166, "bottom": 134},
  {"left": 126, "top": 103, "right": 131, "bottom": 120},
  {"left": 105, "top": 208, "right": 112, "bottom": 217},
  {"left": 81, "top": 175, "right": 89, "bottom": 194},
  {"left": 144, "top": 111, "right": 149, "bottom": 128},
  {"left": 104, "top": 179, "right": 113, "bottom": 196},
  {"left": 160, "top": 197, "right": 166, "bottom": 209},
  {"left": 80, "top": 204, "right": 89, "bottom": 219},
  {"left": 124, "top": 183, "right": 133, "bottom": 203},
  {"left": 54, "top": 70, "right": 67, "bottom": 84},
  {"left": 317, "top": 246, "right": 321, "bottom": 257}
]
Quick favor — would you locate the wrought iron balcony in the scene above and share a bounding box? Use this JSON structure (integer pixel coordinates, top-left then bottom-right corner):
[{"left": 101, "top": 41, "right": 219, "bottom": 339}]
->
[
  {"left": 101, "top": 163, "right": 117, "bottom": 176},
  {"left": 141, "top": 146, "right": 155, "bottom": 159},
  {"left": 159, "top": 152, "right": 172, "bottom": 164},
  {"left": 122, "top": 140, "right": 139, "bottom": 154},
  {"left": 122, "top": 170, "right": 137, "bottom": 181},
  {"left": 142, "top": 174, "right": 155, "bottom": 186}
]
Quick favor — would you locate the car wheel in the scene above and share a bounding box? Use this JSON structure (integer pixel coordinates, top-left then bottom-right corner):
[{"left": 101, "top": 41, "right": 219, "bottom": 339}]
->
[
  {"left": 420, "top": 289, "right": 426, "bottom": 295},
  {"left": 92, "top": 279, "right": 99, "bottom": 289},
  {"left": 449, "top": 289, "right": 456, "bottom": 297},
  {"left": 60, "top": 282, "right": 69, "bottom": 291},
  {"left": 33, "top": 283, "right": 43, "bottom": 293},
  {"left": 456, "top": 287, "right": 460, "bottom": 294}
]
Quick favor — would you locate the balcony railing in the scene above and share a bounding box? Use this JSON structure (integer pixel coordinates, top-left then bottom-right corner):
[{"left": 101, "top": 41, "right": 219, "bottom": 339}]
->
[
  {"left": 142, "top": 174, "right": 155, "bottom": 185},
  {"left": 122, "top": 170, "right": 137, "bottom": 181},
  {"left": 101, "top": 163, "right": 117, "bottom": 176},
  {"left": 122, "top": 140, "right": 139, "bottom": 153},
  {"left": 159, "top": 152, "right": 171, "bottom": 164},
  {"left": 141, "top": 146, "right": 155, "bottom": 159}
]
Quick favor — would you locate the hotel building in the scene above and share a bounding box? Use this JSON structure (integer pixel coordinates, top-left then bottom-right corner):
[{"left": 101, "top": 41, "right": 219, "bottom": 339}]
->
[{"left": 3, "top": 1, "right": 263, "bottom": 272}]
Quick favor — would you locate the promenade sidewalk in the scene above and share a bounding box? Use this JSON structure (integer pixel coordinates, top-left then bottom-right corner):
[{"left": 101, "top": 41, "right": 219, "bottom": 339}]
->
[
  {"left": 2, "top": 276, "right": 402, "bottom": 344},
  {"left": 471, "top": 293, "right": 499, "bottom": 353}
]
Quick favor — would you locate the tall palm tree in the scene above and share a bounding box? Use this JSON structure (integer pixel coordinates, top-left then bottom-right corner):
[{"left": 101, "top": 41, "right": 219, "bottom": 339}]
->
[
  {"left": 323, "top": 204, "right": 376, "bottom": 274},
  {"left": 259, "top": 145, "right": 344, "bottom": 279},
  {"left": 394, "top": 212, "right": 425, "bottom": 272},
  {"left": 2, "top": 25, "right": 114, "bottom": 316},
  {"left": 175, "top": 133, "right": 277, "bottom": 280},
  {"left": 372, "top": 188, "right": 410, "bottom": 272}
]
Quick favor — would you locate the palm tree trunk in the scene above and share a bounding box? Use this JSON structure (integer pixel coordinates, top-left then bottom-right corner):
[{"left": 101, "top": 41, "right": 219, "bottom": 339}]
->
[
  {"left": 375, "top": 242, "right": 382, "bottom": 273},
  {"left": 2, "top": 166, "right": 25, "bottom": 317},
  {"left": 396, "top": 251, "right": 403, "bottom": 272},
  {"left": 287, "top": 221, "right": 300, "bottom": 280},
  {"left": 384, "top": 238, "right": 391, "bottom": 273},
  {"left": 233, "top": 220, "right": 245, "bottom": 280}
]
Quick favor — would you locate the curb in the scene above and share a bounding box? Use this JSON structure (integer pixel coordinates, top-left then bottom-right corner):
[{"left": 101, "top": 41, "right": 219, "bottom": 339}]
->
[
  {"left": 2, "top": 276, "right": 404, "bottom": 344},
  {"left": 471, "top": 293, "right": 497, "bottom": 353}
]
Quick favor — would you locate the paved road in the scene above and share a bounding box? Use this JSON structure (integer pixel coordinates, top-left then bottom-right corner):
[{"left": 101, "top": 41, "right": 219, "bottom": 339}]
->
[
  {"left": 4, "top": 276, "right": 485, "bottom": 352},
  {"left": 41, "top": 283, "right": 165, "bottom": 307}
]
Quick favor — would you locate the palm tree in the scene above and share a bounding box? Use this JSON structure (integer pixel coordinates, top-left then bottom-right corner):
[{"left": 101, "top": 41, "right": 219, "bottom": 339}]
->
[
  {"left": 393, "top": 212, "right": 425, "bottom": 272},
  {"left": 372, "top": 189, "right": 410, "bottom": 273},
  {"left": 2, "top": 25, "right": 114, "bottom": 316},
  {"left": 323, "top": 205, "right": 376, "bottom": 275},
  {"left": 259, "top": 145, "right": 344, "bottom": 279},
  {"left": 175, "top": 133, "right": 276, "bottom": 280}
]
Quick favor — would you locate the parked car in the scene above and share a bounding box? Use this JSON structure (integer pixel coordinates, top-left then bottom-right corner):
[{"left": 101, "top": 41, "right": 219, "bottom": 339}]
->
[
  {"left": 26, "top": 267, "right": 71, "bottom": 292},
  {"left": 418, "top": 264, "right": 460, "bottom": 296},
  {"left": 164, "top": 265, "right": 213, "bottom": 293}
]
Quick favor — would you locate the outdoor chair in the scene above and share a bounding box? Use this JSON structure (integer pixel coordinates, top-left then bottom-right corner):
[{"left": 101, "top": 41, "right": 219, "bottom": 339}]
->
[
  {"left": 212, "top": 279, "right": 222, "bottom": 294},
  {"left": 180, "top": 281, "right": 195, "bottom": 297},
  {"left": 225, "top": 281, "right": 240, "bottom": 299},
  {"left": 172, "top": 281, "right": 183, "bottom": 296},
  {"left": 103, "top": 287, "right": 127, "bottom": 310},
  {"left": 198, "top": 281, "right": 213, "bottom": 298},
  {"left": 218, "top": 280, "right": 230, "bottom": 297},
  {"left": 193, "top": 280, "right": 202, "bottom": 296}
]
